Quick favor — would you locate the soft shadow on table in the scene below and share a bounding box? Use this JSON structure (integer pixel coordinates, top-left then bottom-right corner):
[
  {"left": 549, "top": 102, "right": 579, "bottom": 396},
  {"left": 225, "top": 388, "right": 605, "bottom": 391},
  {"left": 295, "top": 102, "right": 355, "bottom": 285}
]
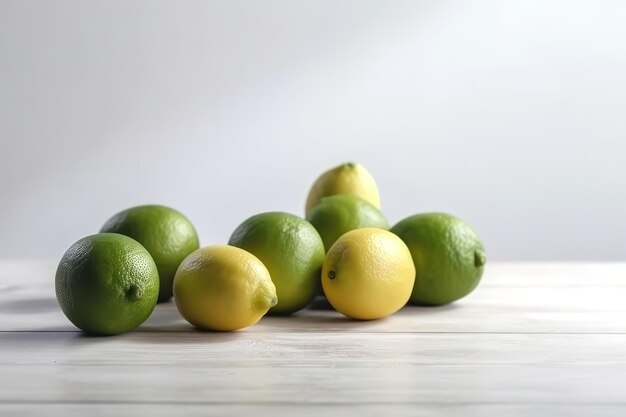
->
[
  {"left": 126, "top": 302, "right": 252, "bottom": 342},
  {"left": 0, "top": 325, "right": 246, "bottom": 345},
  {"left": 0, "top": 297, "right": 59, "bottom": 314},
  {"left": 0, "top": 296, "right": 465, "bottom": 344},
  {"left": 308, "top": 296, "right": 334, "bottom": 310},
  {"left": 307, "top": 296, "right": 463, "bottom": 314},
  {"left": 401, "top": 303, "right": 462, "bottom": 314},
  {"left": 137, "top": 301, "right": 194, "bottom": 333},
  {"left": 118, "top": 327, "right": 248, "bottom": 344},
  {"left": 0, "top": 329, "right": 82, "bottom": 346},
  {"left": 258, "top": 305, "right": 466, "bottom": 334},
  {"left": 261, "top": 308, "right": 398, "bottom": 332}
]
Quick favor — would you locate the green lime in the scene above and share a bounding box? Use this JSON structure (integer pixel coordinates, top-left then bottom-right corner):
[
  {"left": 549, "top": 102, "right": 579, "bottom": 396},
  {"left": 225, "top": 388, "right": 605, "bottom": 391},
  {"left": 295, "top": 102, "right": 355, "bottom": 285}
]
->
[
  {"left": 55, "top": 233, "right": 159, "bottom": 335},
  {"left": 228, "top": 212, "right": 325, "bottom": 315},
  {"left": 306, "top": 195, "right": 389, "bottom": 251},
  {"left": 390, "top": 213, "right": 486, "bottom": 306},
  {"left": 100, "top": 205, "right": 199, "bottom": 303}
]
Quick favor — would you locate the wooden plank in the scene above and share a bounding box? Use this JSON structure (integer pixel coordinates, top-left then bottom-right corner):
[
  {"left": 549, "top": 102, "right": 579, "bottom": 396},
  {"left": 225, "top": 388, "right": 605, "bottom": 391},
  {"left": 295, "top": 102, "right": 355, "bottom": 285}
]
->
[
  {"left": 3, "top": 404, "right": 626, "bottom": 417},
  {"left": 2, "top": 332, "right": 626, "bottom": 366},
  {"left": 1, "top": 362, "right": 625, "bottom": 405},
  {"left": 1, "top": 332, "right": 625, "bottom": 406},
  {"left": 2, "top": 403, "right": 626, "bottom": 417}
]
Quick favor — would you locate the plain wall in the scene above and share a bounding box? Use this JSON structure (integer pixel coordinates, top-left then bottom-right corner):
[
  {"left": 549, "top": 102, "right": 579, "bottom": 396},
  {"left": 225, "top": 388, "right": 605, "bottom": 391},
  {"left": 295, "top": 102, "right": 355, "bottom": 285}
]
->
[{"left": 1, "top": 0, "right": 625, "bottom": 260}]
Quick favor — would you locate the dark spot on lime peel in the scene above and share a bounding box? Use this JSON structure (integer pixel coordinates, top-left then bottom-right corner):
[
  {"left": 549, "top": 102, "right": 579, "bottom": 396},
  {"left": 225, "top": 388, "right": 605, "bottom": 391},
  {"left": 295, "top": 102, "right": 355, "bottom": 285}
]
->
[
  {"left": 125, "top": 285, "right": 142, "bottom": 300},
  {"left": 474, "top": 251, "right": 487, "bottom": 268},
  {"left": 328, "top": 271, "right": 336, "bottom": 280}
]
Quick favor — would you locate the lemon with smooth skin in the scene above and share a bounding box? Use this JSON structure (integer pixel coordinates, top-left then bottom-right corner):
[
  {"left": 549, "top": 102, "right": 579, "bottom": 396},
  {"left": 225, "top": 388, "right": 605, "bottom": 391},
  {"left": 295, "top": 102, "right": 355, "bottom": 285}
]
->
[
  {"left": 322, "top": 228, "right": 415, "bottom": 320},
  {"left": 390, "top": 213, "right": 486, "bottom": 306},
  {"left": 305, "top": 162, "right": 380, "bottom": 217},
  {"left": 55, "top": 233, "right": 159, "bottom": 335},
  {"left": 306, "top": 194, "right": 389, "bottom": 251},
  {"left": 228, "top": 212, "right": 325, "bottom": 315},
  {"left": 101, "top": 205, "right": 200, "bottom": 303},
  {"left": 173, "top": 245, "right": 277, "bottom": 331}
]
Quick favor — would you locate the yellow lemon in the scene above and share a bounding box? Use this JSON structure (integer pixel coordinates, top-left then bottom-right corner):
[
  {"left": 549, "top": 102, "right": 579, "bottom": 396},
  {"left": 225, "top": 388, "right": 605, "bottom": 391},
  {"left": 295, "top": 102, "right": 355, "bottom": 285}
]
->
[
  {"left": 322, "top": 228, "right": 415, "bottom": 320},
  {"left": 305, "top": 162, "right": 380, "bottom": 217},
  {"left": 173, "top": 245, "right": 277, "bottom": 331}
]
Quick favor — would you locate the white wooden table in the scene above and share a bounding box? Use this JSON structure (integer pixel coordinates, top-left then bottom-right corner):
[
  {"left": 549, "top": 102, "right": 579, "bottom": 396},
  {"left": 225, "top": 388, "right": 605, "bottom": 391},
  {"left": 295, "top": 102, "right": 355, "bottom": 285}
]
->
[{"left": 1, "top": 261, "right": 625, "bottom": 416}]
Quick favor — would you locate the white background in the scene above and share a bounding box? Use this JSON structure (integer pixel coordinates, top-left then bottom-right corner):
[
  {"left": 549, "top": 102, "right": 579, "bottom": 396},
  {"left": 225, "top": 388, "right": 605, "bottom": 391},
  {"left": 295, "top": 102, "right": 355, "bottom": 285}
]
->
[{"left": 1, "top": 0, "right": 625, "bottom": 260}]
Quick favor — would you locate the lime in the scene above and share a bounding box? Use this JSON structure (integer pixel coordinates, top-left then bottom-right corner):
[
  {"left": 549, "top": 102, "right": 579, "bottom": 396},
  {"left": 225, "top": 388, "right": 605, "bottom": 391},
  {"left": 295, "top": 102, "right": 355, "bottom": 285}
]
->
[
  {"left": 305, "top": 162, "right": 380, "bottom": 217},
  {"left": 55, "top": 233, "right": 159, "bottom": 335},
  {"left": 100, "top": 205, "right": 199, "bottom": 303},
  {"left": 173, "top": 245, "right": 277, "bottom": 331},
  {"left": 306, "top": 195, "right": 389, "bottom": 251},
  {"left": 322, "top": 228, "right": 415, "bottom": 320},
  {"left": 228, "top": 212, "right": 325, "bottom": 315},
  {"left": 390, "top": 213, "right": 486, "bottom": 306}
]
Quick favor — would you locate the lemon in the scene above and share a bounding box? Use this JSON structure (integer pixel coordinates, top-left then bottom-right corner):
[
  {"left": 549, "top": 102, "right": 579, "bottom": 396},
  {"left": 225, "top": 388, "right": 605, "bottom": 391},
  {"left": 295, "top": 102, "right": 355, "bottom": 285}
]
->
[
  {"left": 101, "top": 205, "right": 200, "bottom": 303},
  {"left": 173, "top": 245, "right": 277, "bottom": 331},
  {"left": 55, "top": 233, "right": 159, "bottom": 335},
  {"left": 305, "top": 162, "right": 380, "bottom": 217},
  {"left": 390, "top": 213, "right": 486, "bottom": 306},
  {"left": 306, "top": 194, "right": 389, "bottom": 251},
  {"left": 228, "top": 212, "right": 325, "bottom": 315},
  {"left": 322, "top": 228, "right": 415, "bottom": 320}
]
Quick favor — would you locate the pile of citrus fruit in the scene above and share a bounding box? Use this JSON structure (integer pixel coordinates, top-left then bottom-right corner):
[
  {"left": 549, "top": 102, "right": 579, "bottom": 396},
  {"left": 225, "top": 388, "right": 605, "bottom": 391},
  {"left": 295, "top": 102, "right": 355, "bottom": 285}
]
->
[{"left": 56, "top": 162, "right": 486, "bottom": 335}]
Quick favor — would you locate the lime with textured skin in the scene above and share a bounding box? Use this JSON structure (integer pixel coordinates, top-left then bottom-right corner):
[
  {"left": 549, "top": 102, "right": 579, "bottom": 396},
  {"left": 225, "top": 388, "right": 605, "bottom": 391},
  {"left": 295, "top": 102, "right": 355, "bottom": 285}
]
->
[
  {"left": 305, "top": 162, "right": 380, "bottom": 217},
  {"left": 322, "top": 228, "right": 415, "bottom": 320},
  {"left": 306, "top": 195, "right": 389, "bottom": 251},
  {"left": 391, "top": 213, "right": 486, "bottom": 306},
  {"left": 174, "top": 245, "right": 277, "bottom": 331},
  {"left": 100, "top": 205, "right": 199, "bottom": 303},
  {"left": 228, "top": 212, "right": 325, "bottom": 315},
  {"left": 55, "top": 233, "right": 159, "bottom": 335}
]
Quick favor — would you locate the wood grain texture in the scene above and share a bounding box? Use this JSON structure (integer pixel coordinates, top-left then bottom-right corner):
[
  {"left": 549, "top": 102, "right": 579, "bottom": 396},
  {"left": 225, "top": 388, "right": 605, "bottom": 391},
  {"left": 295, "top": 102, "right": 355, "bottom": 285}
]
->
[
  {"left": 4, "top": 404, "right": 626, "bottom": 417},
  {"left": 1, "top": 261, "right": 626, "bottom": 416}
]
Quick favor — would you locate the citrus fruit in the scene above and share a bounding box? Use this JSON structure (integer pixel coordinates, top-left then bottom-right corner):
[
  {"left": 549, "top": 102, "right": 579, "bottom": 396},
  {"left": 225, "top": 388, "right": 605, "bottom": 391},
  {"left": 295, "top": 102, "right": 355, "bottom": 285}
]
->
[
  {"left": 228, "top": 212, "right": 325, "bottom": 315},
  {"left": 173, "top": 245, "right": 277, "bottom": 331},
  {"left": 306, "top": 194, "right": 389, "bottom": 251},
  {"left": 55, "top": 233, "right": 159, "bottom": 335},
  {"left": 390, "top": 213, "right": 486, "bottom": 306},
  {"left": 322, "top": 228, "right": 415, "bottom": 320},
  {"left": 100, "top": 205, "right": 199, "bottom": 303},
  {"left": 305, "top": 162, "right": 380, "bottom": 217}
]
